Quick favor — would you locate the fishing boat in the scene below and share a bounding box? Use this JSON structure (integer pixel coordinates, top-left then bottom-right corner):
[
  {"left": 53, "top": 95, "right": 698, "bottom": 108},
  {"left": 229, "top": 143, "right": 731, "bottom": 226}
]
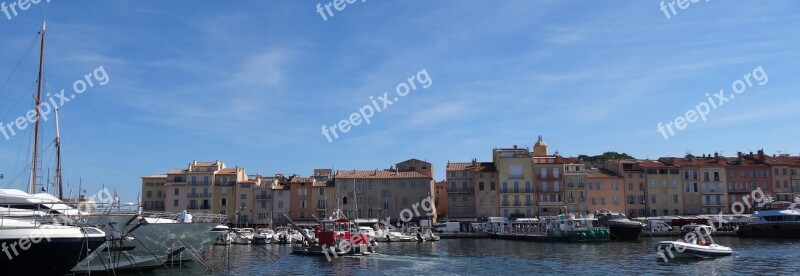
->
[
  {"left": 290, "top": 216, "right": 375, "bottom": 256},
  {"left": 655, "top": 225, "right": 733, "bottom": 259}
]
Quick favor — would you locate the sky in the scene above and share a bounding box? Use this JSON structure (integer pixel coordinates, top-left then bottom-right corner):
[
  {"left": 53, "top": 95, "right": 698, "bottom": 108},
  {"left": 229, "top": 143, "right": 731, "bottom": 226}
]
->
[{"left": 1, "top": 1, "right": 799, "bottom": 202}]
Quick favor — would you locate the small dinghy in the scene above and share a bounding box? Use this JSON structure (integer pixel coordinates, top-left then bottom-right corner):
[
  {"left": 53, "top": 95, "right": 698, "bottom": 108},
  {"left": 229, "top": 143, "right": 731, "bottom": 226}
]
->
[{"left": 655, "top": 225, "right": 732, "bottom": 259}]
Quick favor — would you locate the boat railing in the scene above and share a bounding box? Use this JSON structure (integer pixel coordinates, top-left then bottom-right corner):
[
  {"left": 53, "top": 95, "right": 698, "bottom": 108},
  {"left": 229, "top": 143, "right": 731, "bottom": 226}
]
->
[
  {"left": 139, "top": 211, "right": 229, "bottom": 224},
  {"left": 498, "top": 221, "right": 548, "bottom": 236}
]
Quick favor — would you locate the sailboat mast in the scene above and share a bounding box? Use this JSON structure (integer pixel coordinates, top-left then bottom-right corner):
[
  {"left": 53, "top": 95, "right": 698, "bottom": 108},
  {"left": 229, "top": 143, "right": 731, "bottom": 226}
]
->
[
  {"left": 30, "top": 20, "right": 46, "bottom": 194},
  {"left": 55, "top": 107, "right": 62, "bottom": 199}
]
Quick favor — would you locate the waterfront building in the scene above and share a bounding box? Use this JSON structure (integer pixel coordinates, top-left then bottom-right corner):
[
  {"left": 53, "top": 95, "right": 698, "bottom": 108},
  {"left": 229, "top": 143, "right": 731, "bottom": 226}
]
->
[
  {"left": 585, "top": 168, "right": 626, "bottom": 214},
  {"left": 252, "top": 175, "right": 275, "bottom": 227},
  {"left": 434, "top": 180, "right": 448, "bottom": 219},
  {"left": 494, "top": 145, "right": 536, "bottom": 218},
  {"left": 725, "top": 152, "right": 771, "bottom": 213},
  {"left": 310, "top": 169, "right": 336, "bottom": 220},
  {"left": 445, "top": 162, "right": 477, "bottom": 219},
  {"left": 563, "top": 158, "right": 587, "bottom": 213},
  {"left": 659, "top": 155, "right": 710, "bottom": 215},
  {"left": 288, "top": 176, "right": 315, "bottom": 222},
  {"left": 750, "top": 151, "right": 796, "bottom": 202},
  {"left": 272, "top": 177, "right": 292, "bottom": 225},
  {"left": 335, "top": 159, "right": 436, "bottom": 223},
  {"left": 141, "top": 174, "right": 167, "bottom": 211},
  {"left": 473, "top": 162, "right": 498, "bottom": 219},
  {"left": 604, "top": 160, "right": 647, "bottom": 218},
  {"left": 217, "top": 167, "right": 249, "bottom": 218},
  {"left": 640, "top": 160, "right": 682, "bottom": 216}
]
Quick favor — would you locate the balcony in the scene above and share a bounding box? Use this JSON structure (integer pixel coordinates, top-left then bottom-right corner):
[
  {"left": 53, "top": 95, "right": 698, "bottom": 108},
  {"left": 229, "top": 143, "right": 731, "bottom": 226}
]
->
[
  {"left": 317, "top": 205, "right": 326, "bottom": 210},
  {"left": 508, "top": 174, "right": 524, "bottom": 180},
  {"left": 188, "top": 193, "right": 212, "bottom": 198},
  {"left": 447, "top": 188, "right": 473, "bottom": 194},
  {"left": 567, "top": 183, "right": 574, "bottom": 188},
  {"left": 578, "top": 183, "right": 585, "bottom": 188},
  {"left": 218, "top": 181, "right": 237, "bottom": 187},
  {"left": 188, "top": 204, "right": 212, "bottom": 210},
  {"left": 525, "top": 202, "right": 534, "bottom": 206},
  {"left": 539, "top": 201, "right": 564, "bottom": 206},
  {"left": 256, "top": 195, "right": 271, "bottom": 200}
]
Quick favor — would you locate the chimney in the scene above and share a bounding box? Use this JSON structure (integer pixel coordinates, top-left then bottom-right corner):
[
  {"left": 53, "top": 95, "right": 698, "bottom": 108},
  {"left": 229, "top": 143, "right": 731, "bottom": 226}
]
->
[
  {"left": 513, "top": 145, "right": 518, "bottom": 149},
  {"left": 714, "top": 152, "right": 720, "bottom": 162}
]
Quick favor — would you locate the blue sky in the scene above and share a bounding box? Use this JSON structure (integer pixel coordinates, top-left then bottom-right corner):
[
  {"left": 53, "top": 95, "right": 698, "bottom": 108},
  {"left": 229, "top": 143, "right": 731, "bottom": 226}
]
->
[{"left": 1, "top": 1, "right": 798, "bottom": 201}]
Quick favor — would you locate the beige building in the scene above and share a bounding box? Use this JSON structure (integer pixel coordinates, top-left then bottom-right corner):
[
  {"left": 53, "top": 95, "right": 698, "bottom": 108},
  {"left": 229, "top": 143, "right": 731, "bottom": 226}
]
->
[
  {"left": 563, "top": 158, "right": 587, "bottom": 213},
  {"left": 147, "top": 160, "right": 249, "bottom": 218},
  {"left": 445, "top": 162, "right": 476, "bottom": 219},
  {"left": 585, "top": 168, "right": 626, "bottom": 214},
  {"left": 473, "top": 162, "right": 498, "bottom": 219},
  {"left": 141, "top": 174, "right": 167, "bottom": 211},
  {"left": 335, "top": 159, "right": 436, "bottom": 223},
  {"left": 641, "top": 160, "right": 683, "bottom": 216},
  {"left": 605, "top": 160, "right": 647, "bottom": 218}
]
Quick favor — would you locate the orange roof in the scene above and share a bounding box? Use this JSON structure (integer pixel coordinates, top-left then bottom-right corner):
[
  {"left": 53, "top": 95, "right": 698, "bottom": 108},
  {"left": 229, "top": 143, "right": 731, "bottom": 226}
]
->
[
  {"left": 217, "top": 169, "right": 238, "bottom": 174},
  {"left": 446, "top": 162, "right": 471, "bottom": 171},
  {"left": 335, "top": 170, "right": 431, "bottom": 179},
  {"left": 586, "top": 169, "right": 622, "bottom": 179},
  {"left": 446, "top": 161, "right": 497, "bottom": 172}
]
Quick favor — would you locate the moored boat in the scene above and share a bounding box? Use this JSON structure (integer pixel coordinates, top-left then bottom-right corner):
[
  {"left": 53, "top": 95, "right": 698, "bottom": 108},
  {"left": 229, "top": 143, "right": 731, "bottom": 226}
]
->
[
  {"left": 594, "top": 210, "right": 644, "bottom": 240},
  {"left": 737, "top": 201, "right": 800, "bottom": 238}
]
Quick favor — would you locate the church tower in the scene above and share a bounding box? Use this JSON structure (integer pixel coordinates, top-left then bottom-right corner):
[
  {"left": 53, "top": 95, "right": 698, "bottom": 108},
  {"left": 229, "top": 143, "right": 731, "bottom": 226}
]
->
[{"left": 533, "top": 135, "right": 548, "bottom": 157}]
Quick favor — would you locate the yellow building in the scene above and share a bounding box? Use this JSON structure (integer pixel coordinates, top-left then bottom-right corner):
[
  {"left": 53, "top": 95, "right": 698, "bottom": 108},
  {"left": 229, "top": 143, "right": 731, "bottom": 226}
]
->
[
  {"left": 494, "top": 146, "right": 535, "bottom": 218},
  {"left": 141, "top": 174, "right": 167, "bottom": 211}
]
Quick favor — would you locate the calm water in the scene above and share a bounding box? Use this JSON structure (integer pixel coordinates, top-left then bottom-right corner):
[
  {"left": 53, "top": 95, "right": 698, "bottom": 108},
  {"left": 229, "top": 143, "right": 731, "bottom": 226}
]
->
[{"left": 133, "top": 237, "right": 799, "bottom": 275}]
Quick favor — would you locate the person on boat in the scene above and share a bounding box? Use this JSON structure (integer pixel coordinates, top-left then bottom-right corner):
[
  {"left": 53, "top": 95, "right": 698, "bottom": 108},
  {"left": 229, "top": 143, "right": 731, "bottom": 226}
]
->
[{"left": 184, "top": 211, "right": 193, "bottom": 223}]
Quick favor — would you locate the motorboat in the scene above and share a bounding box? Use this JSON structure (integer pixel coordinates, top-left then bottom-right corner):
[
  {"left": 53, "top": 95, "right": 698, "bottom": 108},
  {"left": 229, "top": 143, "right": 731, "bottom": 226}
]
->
[
  {"left": 213, "top": 225, "right": 232, "bottom": 245},
  {"left": 655, "top": 225, "right": 733, "bottom": 260},
  {"left": 594, "top": 210, "right": 644, "bottom": 240},
  {"left": 253, "top": 228, "right": 274, "bottom": 244},
  {"left": 231, "top": 228, "right": 253, "bottom": 244},
  {"left": 737, "top": 201, "right": 800, "bottom": 238},
  {"left": 375, "top": 230, "right": 418, "bottom": 242},
  {"left": 0, "top": 217, "right": 107, "bottom": 275}
]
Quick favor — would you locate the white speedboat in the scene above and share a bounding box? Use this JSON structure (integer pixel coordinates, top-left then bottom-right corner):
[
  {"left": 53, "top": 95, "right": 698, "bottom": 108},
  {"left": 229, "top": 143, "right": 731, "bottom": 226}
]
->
[
  {"left": 254, "top": 228, "right": 274, "bottom": 244},
  {"left": 655, "top": 225, "right": 732, "bottom": 259},
  {"left": 213, "top": 225, "right": 232, "bottom": 245},
  {"left": 232, "top": 228, "right": 253, "bottom": 244},
  {"left": 376, "top": 230, "right": 418, "bottom": 242}
]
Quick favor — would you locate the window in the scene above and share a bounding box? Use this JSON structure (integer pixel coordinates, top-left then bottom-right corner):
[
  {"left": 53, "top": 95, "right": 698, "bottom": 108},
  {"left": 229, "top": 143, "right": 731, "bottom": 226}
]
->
[
  {"left": 525, "top": 181, "right": 531, "bottom": 193},
  {"left": 600, "top": 198, "right": 606, "bottom": 205},
  {"left": 628, "top": 183, "right": 633, "bottom": 191},
  {"left": 662, "top": 179, "right": 667, "bottom": 188},
  {"left": 240, "top": 194, "right": 247, "bottom": 199},
  {"left": 628, "top": 195, "right": 635, "bottom": 204},
  {"left": 173, "top": 199, "right": 179, "bottom": 207},
  {"left": 174, "top": 188, "right": 180, "bottom": 195},
  {"left": 673, "top": 194, "right": 679, "bottom": 203},
  {"left": 540, "top": 181, "right": 547, "bottom": 192},
  {"left": 554, "top": 182, "right": 560, "bottom": 192},
  {"left": 301, "top": 200, "right": 307, "bottom": 209},
  {"left": 146, "top": 191, "right": 152, "bottom": 198},
  {"left": 503, "top": 182, "right": 508, "bottom": 193},
  {"left": 672, "top": 179, "right": 678, "bottom": 188},
  {"left": 490, "top": 182, "right": 496, "bottom": 190},
  {"left": 649, "top": 179, "right": 656, "bottom": 187},
  {"left": 479, "top": 182, "right": 485, "bottom": 191},
  {"left": 540, "top": 168, "right": 547, "bottom": 179},
  {"left": 513, "top": 181, "right": 519, "bottom": 193},
  {"left": 651, "top": 194, "right": 657, "bottom": 203},
  {"left": 221, "top": 198, "right": 227, "bottom": 206},
  {"left": 553, "top": 168, "right": 560, "bottom": 179},
  {"left": 591, "top": 197, "right": 597, "bottom": 204}
]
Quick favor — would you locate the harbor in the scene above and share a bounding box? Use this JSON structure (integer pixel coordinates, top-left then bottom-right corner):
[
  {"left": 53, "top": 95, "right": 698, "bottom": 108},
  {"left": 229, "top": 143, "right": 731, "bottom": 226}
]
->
[
  {"left": 142, "top": 237, "right": 799, "bottom": 275},
  {"left": 1, "top": 1, "right": 799, "bottom": 275}
]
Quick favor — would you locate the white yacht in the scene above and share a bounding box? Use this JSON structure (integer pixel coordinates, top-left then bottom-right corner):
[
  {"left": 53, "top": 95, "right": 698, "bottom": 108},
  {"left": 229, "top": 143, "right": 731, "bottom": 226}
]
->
[{"left": 737, "top": 201, "right": 800, "bottom": 238}]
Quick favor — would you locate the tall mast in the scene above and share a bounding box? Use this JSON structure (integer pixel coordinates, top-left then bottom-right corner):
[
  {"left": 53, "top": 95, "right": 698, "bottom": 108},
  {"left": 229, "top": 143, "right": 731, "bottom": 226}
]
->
[
  {"left": 55, "top": 107, "right": 62, "bottom": 199},
  {"left": 30, "top": 21, "right": 46, "bottom": 194}
]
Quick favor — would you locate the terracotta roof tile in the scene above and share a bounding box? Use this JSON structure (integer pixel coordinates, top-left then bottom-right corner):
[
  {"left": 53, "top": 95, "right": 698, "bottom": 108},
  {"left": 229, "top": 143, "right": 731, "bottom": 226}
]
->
[{"left": 335, "top": 170, "right": 431, "bottom": 179}]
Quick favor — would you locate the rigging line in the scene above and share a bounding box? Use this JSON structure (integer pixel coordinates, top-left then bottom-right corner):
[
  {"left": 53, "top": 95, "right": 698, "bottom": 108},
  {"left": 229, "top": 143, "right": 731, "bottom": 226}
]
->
[
  {"left": 0, "top": 31, "right": 39, "bottom": 112},
  {"left": 0, "top": 80, "right": 37, "bottom": 123}
]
